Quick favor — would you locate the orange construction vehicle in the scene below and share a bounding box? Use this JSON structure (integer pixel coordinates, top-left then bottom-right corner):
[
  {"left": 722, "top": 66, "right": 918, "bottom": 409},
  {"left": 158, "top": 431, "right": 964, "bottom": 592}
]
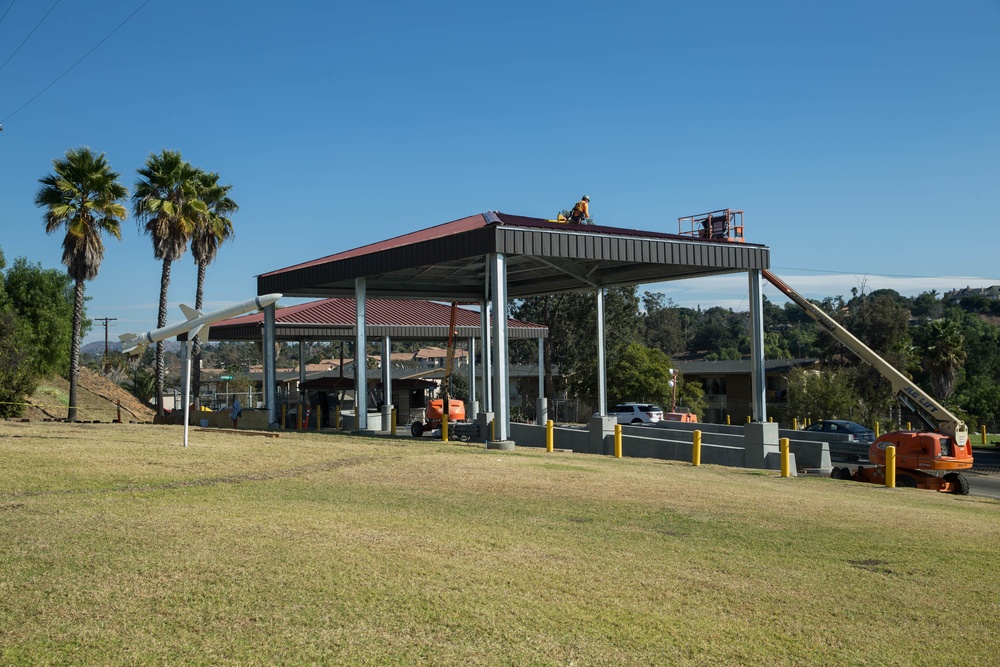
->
[
  {"left": 762, "top": 269, "right": 973, "bottom": 494},
  {"left": 410, "top": 302, "right": 469, "bottom": 437}
]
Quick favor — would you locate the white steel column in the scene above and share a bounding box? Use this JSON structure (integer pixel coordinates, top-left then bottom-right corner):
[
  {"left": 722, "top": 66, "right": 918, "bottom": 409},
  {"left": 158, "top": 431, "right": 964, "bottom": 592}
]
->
[
  {"left": 538, "top": 337, "right": 545, "bottom": 400},
  {"left": 355, "top": 277, "right": 368, "bottom": 431},
  {"left": 381, "top": 335, "right": 391, "bottom": 406},
  {"left": 263, "top": 303, "right": 277, "bottom": 427},
  {"left": 468, "top": 337, "right": 476, "bottom": 407},
  {"left": 596, "top": 288, "right": 607, "bottom": 416},
  {"left": 489, "top": 253, "right": 509, "bottom": 441},
  {"left": 297, "top": 339, "right": 306, "bottom": 428},
  {"left": 749, "top": 269, "right": 767, "bottom": 422},
  {"left": 480, "top": 300, "right": 493, "bottom": 413}
]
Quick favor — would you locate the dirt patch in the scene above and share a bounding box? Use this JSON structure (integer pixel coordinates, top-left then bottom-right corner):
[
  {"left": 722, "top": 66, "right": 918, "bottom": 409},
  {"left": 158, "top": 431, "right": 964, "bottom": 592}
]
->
[{"left": 23, "top": 368, "right": 155, "bottom": 423}]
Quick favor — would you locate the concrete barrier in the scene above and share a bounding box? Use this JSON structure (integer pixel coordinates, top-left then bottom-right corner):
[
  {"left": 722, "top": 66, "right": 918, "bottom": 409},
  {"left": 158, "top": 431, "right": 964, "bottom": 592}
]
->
[{"left": 510, "top": 419, "right": 828, "bottom": 473}]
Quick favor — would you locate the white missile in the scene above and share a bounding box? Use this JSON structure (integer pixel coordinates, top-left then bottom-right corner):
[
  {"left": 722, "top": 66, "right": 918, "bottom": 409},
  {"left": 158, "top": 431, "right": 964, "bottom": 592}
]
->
[{"left": 118, "top": 293, "right": 282, "bottom": 355}]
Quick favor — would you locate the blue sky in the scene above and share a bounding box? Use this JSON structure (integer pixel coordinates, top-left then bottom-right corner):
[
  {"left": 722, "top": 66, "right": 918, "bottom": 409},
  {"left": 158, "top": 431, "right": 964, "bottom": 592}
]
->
[{"left": 1, "top": 0, "right": 997, "bottom": 344}]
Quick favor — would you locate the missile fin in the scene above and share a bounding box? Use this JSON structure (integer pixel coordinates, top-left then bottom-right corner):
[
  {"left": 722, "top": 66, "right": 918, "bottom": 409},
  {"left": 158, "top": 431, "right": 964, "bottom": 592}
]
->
[
  {"left": 179, "top": 304, "right": 201, "bottom": 320},
  {"left": 188, "top": 323, "right": 211, "bottom": 342},
  {"left": 118, "top": 333, "right": 144, "bottom": 356}
]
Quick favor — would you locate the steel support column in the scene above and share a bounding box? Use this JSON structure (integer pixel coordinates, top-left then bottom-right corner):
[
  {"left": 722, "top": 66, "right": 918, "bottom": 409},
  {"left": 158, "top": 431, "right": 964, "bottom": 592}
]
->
[
  {"left": 480, "top": 300, "right": 493, "bottom": 414},
  {"left": 355, "top": 277, "right": 368, "bottom": 431},
  {"left": 264, "top": 303, "right": 277, "bottom": 427},
  {"left": 596, "top": 288, "right": 607, "bottom": 416},
  {"left": 489, "top": 253, "right": 509, "bottom": 441},
  {"left": 468, "top": 337, "right": 476, "bottom": 408},
  {"left": 748, "top": 269, "right": 767, "bottom": 422},
  {"left": 381, "top": 335, "right": 391, "bottom": 407}
]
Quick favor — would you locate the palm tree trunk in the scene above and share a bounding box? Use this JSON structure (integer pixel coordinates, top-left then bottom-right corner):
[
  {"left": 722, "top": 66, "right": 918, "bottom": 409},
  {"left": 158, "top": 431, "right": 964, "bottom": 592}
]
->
[
  {"left": 192, "top": 262, "right": 207, "bottom": 407},
  {"left": 67, "top": 279, "right": 85, "bottom": 422},
  {"left": 156, "top": 259, "right": 172, "bottom": 417}
]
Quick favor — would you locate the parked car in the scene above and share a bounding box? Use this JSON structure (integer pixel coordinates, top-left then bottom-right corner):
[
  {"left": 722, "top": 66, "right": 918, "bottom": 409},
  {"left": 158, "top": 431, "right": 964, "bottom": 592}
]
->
[
  {"left": 603, "top": 403, "right": 665, "bottom": 424},
  {"left": 802, "top": 419, "right": 875, "bottom": 443}
]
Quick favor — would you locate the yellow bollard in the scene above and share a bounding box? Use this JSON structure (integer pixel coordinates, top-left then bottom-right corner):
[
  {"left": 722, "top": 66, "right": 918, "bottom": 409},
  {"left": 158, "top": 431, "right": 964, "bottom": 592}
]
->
[
  {"left": 725, "top": 415, "right": 731, "bottom": 425},
  {"left": 614, "top": 424, "right": 622, "bottom": 459},
  {"left": 769, "top": 416, "right": 773, "bottom": 423},
  {"left": 316, "top": 410, "right": 321, "bottom": 431},
  {"left": 491, "top": 419, "right": 495, "bottom": 441},
  {"left": 779, "top": 437, "right": 790, "bottom": 478},
  {"left": 875, "top": 422, "right": 880, "bottom": 438},
  {"left": 546, "top": 419, "right": 554, "bottom": 452},
  {"left": 885, "top": 445, "right": 896, "bottom": 489},
  {"left": 336, "top": 405, "right": 342, "bottom": 430},
  {"left": 793, "top": 417, "right": 798, "bottom": 431},
  {"left": 391, "top": 407, "right": 397, "bottom": 435},
  {"left": 442, "top": 414, "right": 449, "bottom": 442},
  {"left": 746, "top": 415, "right": 751, "bottom": 424},
  {"left": 692, "top": 430, "right": 702, "bottom": 466},
  {"left": 906, "top": 422, "right": 911, "bottom": 431},
  {"left": 982, "top": 425, "right": 988, "bottom": 446}
]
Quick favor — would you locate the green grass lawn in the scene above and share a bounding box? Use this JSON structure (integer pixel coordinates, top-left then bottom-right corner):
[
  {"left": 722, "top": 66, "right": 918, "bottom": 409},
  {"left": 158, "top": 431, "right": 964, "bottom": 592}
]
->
[{"left": 2, "top": 422, "right": 998, "bottom": 666}]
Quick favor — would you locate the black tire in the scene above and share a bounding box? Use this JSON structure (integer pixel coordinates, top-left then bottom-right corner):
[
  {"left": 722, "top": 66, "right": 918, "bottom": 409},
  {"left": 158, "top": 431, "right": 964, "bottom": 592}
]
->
[
  {"left": 831, "top": 466, "right": 851, "bottom": 481},
  {"left": 410, "top": 421, "right": 424, "bottom": 437},
  {"left": 630, "top": 418, "right": 642, "bottom": 424},
  {"left": 896, "top": 473, "right": 918, "bottom": 488},
  {"left": 944, "top": 472, "right": 971, "bottom": 496}
]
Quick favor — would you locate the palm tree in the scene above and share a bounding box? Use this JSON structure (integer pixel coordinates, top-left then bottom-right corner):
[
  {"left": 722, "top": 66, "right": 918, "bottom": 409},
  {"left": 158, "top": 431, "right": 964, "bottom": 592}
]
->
[
  {"left": 923, "top": 318, "right": 965, "bottom": 400},
  {"left": 190, "top": 171, "right": 238, "bottom": 403},
  {"left": 35, "top": 147, "right": 127, "bottom": 421},
  {"left": 132, "top": 150, "right": 206, "bottom": 416}
]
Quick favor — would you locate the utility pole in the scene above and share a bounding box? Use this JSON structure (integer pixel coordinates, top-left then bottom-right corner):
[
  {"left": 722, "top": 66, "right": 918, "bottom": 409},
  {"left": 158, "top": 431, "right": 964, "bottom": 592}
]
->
[{"left": 94, "top": 317, "right": 117, "bottom": 373}]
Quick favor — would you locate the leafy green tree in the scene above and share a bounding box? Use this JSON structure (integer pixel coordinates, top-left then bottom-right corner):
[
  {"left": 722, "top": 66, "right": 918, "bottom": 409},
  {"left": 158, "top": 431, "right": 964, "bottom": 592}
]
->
[
  {"left": 35, "top": 147, "right": 127, "bottom": 421},
  {"left": 785, "top": 367, "right": 862, "bottom": 424},
  {"left": 640, "top": 292, "right": 694, "bottom": 355},
  {"left": 818, "top": 293, "right": 911, "bottom": 426},
  {"left": 133, "top": 150, "right": 207, "bottom": 416},
  {"left": 607, "top": 342, "right": 673, "bottom": 407},
  {"left": 190, "top": 170, "right": 238, "bottom": 403},
  {"left": 3, "top": 257, "right": 76, "bottom": 377},
  {"left": 690, "top": 306, "right": 748, "bottom": 355},
  {"left": 510, "top": 287, "right": 640, "bottom": 400},
  {"left": 0, "top": 310, "right": 36, "bottom": 418},
  {"left": 911, "top": 290, "right": 943, "bottom": 319}
]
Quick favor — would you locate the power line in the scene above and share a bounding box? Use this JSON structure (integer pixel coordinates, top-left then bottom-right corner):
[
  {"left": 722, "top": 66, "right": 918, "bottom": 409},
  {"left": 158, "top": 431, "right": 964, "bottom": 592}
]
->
[
  {"left": 0, "top": 1, "right": 17, "bottom": 27},
  {"left": 1, "top": 0, "right": 152, "bottom": 124},
  {"left": 0, "top": 0, "right": 60, "bottom": 74}
]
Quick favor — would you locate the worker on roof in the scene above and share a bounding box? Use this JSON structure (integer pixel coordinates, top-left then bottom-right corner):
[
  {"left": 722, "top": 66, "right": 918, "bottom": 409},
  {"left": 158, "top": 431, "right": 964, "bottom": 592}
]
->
[{"left": 568, "top": 195, "right": 590, "bottom": 224}]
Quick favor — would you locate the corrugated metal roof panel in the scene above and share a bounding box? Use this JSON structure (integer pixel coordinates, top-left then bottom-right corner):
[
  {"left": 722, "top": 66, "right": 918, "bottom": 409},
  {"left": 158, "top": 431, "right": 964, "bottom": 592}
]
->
[{"left": 207, "top": 298, "right": 547, "bottom": 342}]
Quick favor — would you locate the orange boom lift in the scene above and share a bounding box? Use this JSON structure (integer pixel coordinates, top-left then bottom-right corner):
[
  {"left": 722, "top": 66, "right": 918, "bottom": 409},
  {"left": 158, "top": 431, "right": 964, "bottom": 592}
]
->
[{"left": 762, "top": 269, "right": 972, "bottom": 494}]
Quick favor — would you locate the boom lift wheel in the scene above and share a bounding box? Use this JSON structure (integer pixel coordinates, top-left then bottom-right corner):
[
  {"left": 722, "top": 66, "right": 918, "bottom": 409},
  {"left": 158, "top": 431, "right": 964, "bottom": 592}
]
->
[
  {"left": 896, "top": 473, "right": 918, "bottom": 488},
  {"left": 411, "top": 421, "right": 424, "bottom": 437},
  {"left": 944, "top": 472, "right": 971, "bottom": 495}
]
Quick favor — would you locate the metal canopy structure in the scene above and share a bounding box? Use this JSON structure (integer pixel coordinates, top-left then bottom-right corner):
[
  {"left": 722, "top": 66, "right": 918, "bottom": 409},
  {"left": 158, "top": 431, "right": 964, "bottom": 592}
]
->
[
  {"left": 257, "top": 212, "right": 769, "bottom": 299},
  {"left": 254, "top": 211, "right": 772, "bottom": 442},
  {"left": 207, "top": 297, "right": 547, "bottom": 342}
]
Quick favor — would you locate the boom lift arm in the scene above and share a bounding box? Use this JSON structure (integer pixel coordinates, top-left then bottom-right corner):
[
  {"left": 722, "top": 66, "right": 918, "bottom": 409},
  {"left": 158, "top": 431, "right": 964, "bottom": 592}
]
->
[{"left": 761, "top": 269, "right": 969, "bottom": 448}]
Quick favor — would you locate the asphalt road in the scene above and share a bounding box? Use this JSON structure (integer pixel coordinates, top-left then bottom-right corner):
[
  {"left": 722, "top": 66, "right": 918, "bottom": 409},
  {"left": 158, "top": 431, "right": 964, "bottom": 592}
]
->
[{"left": 967, "top": 471, "right": 1000, "bottom": 500}]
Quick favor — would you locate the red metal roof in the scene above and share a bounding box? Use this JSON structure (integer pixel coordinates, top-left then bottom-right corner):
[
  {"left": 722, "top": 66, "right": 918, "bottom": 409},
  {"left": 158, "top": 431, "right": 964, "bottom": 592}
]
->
[
  {"left": 217, "top": 297, "right": 547, "bottom": 332},
  {"left": 258, "top": 213, "right": 492, "bottom": 277}
]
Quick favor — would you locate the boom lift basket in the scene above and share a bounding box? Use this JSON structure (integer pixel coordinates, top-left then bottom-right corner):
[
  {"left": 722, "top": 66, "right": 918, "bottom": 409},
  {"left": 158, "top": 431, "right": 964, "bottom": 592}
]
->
[{"left": 678, "top": 209, "right": 745, "bottom": 242}]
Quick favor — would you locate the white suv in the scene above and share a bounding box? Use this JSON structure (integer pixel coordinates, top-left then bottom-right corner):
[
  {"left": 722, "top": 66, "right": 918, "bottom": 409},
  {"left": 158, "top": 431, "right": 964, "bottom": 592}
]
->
[{"left": 605, "top": 403, "right": 664, "bottom": 424}]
